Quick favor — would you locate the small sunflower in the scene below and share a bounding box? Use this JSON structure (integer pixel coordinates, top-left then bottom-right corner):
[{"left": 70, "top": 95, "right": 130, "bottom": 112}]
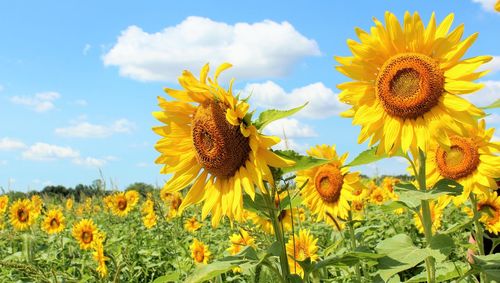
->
[
  {"left": 9, "top": 199, "right": 35, "bottom": 231},
  {"left": 381, "top": 177, "right": 400, "bottom": 200},
  {"left": 351, "top": 199, "right": 365, "bottom": 220},
  {"left": 65, "top": 198, "right": 74, "bottom": 210},
  {"left": 413, "top": 196, "right": 450, "bottom": 234},
  {"left": 427, "top": 120, "right": 500, "bottom": 204},
  {"left": 0, "top": 195, "right": 9, "bottom": 214},
  {"left": 475, "top": 192, "right": 500, "bottom": 235},
  {"left": 153, "top": 63, "right": 294, "bottom": 226},
  {"left": 297, "top": 145, "right": 365, "bottom": 221},
  {"left": 72, "top": 219, "right": 101, "bottom": 250},
  {"left": 337, "top": 12, "right": 488, "bottom": 156},
  {"left": 110, "top": 192, "right": 134, "bottom": 217},
  {"left": 159, "top": 187, "right": 173, "bottom": 202},
  {"left": 370, "top": 185, "right": 387, "bottom": 205},
  {"left": 30, "top": 194, "right": 43, "bottom": 219},
  {"left": 286, "top": 229, "right": 319, "bottom": 278},
  {"left": 93, "top": 241, "right": 108, "bottom": 278},
  {"left": 125, "top": 190, "right": 140, "bottom": 207},
  {"left": 191, "top": 239, "right": 211, "bottom": 264},
  {"left": 41, "top": 208, "right": 65, "bottom": 235},
  {"left": 143, "top": 212, "right": 158, "bottom": 229},
  {"left": 184, "top": 216, "right": 202, "bottom": 233},
  {"left": 227, "top": 229, "right": 256, "bottom": 255}
]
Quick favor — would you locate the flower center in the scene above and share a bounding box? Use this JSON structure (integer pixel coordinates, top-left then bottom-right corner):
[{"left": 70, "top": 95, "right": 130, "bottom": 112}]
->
[
  {"left": 82, "top": 231, "right": 93, "bottom": 244},
  {"left": 17, "top": 208, "right": 28, "bottom": 222},
  {"left": 171, "top": 197, "right": 182, "bottom": 210},
  {"left": 436, "top": 136, "right": 480, "bottom": 180},
  {"left": 314, "top": 164, "right": 343, "bottom": 203},
  {"left": 376, "top": 53, "right": 444, "bottom": 119},
  {"left": 192, "top": 100, "right": 251, "bottom": 178},
  {"left": 194, "top": 250, "right": 204, "bottom": 263},
  {"left": 50, "top": 218, "right": 59, "bottom": 228},
  {"left": 117, "top": 199, "right": 127, "bottom": 211},
  {"left": 375, "top": 194, "right": 383, "bottom": 203}
]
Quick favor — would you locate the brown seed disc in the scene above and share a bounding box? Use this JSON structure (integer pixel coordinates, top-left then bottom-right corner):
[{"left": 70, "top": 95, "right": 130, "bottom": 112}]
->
[
  {"left": 314, "top": 164, "right": 344, "bottom": 203},
  {"left": 192, "top": 100, "right": 251, "bottom": 178},
  {"left": 376, "top": 53, "right": 444, "bottom": 119},
  {"left": 436, "top": 136, "right": 480, "bottom": 180}
]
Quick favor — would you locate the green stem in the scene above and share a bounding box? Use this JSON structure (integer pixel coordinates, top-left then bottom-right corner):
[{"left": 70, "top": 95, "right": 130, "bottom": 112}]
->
[
  {"left": 470, "top": 194, "right": 487, "bottom": 282},
  {"left": 347, "top": 212, "right": 362, "bottom": 282},
  {"left": 263, "top": 189, "right": 290, "bottom": 282}
]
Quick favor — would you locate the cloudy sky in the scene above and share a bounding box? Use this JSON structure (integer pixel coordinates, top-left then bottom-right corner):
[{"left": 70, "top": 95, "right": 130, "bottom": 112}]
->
[{"left": 1, "top": 0, "right": 499, "bottom": 191}]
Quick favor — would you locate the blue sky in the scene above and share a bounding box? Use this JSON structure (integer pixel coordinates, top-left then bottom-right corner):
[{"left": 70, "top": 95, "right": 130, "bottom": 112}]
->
[{"left": 1, "top": 0, "right": 499, "bottom": 191}]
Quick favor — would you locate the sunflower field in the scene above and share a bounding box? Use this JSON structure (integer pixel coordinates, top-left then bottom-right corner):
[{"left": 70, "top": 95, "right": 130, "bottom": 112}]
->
[{"left": 2, "top": 8, "right": 500, "bottom": 283}]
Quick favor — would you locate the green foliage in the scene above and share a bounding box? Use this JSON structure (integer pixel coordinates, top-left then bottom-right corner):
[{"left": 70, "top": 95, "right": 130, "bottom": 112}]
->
[
  {"left": 345, "top": 146, "right": 404, "bottom": 167},
  {"left": 253, "top": 103, "right": 308, "bottom": 130},
  {"left": 274, "top": 150, "right": 330, "bottom": 174}
]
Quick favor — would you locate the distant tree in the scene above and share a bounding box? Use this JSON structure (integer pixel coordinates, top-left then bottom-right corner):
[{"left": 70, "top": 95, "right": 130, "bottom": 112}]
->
[{"left": 126, "top": 182, "right": 155, "bottom": 197}]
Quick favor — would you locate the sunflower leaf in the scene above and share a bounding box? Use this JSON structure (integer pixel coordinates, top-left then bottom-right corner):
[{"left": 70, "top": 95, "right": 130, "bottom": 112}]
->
[
  {"left": 253, "top": 103, "right": 308, "bottom": 130},
  {"left": 346, "top": 146, "right": 405, "bottom": 167},
  {"left": 274, "top": 150, "right": 330, "bottom": 174},
  {"left": 481, "top": 98, "right": 500, "bottom": 109}
]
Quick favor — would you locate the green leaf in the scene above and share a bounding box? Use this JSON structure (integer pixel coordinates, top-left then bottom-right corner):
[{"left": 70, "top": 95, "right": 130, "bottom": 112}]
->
[
  {"left": 254, "top": 103, "right": 308, "bottom": 130},
  {"left": 428, "top": 234, "right": 455, "bottom": 262},
  {"left": 471, "top": 253, "right": 500, "bottom": 281},
  {"left": 393, "top": 179, "right": 463, "bottom": 210},
  {"left": 481, "top": 98, "right": 500, "bottom": 109},
  {"left": 152, "top": 272, "right": 180, "bottom": 283},
  {"left": 184, "top": 257, "right": 249, "bottom": 283},
  {"left": 274, "top": 150, "right": 330, "bottom": 174},
  {"left": 406, "top": 261, "right": 469, "bottom": 282},
  {"left": 346, "top": 146, "right": 404, "bottom": 167},
  {"left": 268, "top": 241, "right": 283, "bottom": 257},
  {"left": 243, "top": 193, "right": 270, "bottom": 218},
  {"left": 375, "top": 234, "right": 429, "bottom": 282},
  {"left": 312, "top": 251, "right": 384, "bottom": 272},
  {"left": 431, "top": 179, "right": 463, "bottom": 197}
]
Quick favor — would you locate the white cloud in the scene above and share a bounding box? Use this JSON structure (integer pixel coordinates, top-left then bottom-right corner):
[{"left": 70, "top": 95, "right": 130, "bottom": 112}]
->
[
  {"left": 103, "top": 16, "right": 320, "bottom": 82},
  {"left": 485, "top": 113, "right": 500, "bottom": 124},
  {"left": 73, "top": 157, "right": 107, "bottom": 167},
  {"left": 471, "top": 0, "right": 497, "bottom": 11},
  {"left": 264, "top": 118, "right": 317, "bottom": 138},
  {"left": 479, "top": 56, "right": 500, "bottom": 75},
  {"left": 22, "top": 143, "right": 80, "bottom": 161},
  {"left": 0, "top": 138, "right": 26, "bottom": 151},
  {"left": 10, "top": 91, "right": 61, "bottom": 112},
  {"left": 271, "top": 138, "right": 309, "bottom": 153},
  {"left": 83, "top": 44, "right": 91, "bottom": 55},
  {"left": 463, "top": 80, "right": 500, "bottom": 107},
  {"left": 244, "top": 81, "right": 348, "bottom": 119},
  {"left": 55, "top": 118, "right": 135, "bottom": 138}
]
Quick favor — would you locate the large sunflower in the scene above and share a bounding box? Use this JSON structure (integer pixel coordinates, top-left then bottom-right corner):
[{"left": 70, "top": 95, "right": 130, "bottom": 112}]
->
[
  {"left": 286, "top": 229, "right": 319, "bottom": 278},
  {"left": 297, "top": 145, "right": 365, "bottom": 221},
  {"left": 41, "top": 208, "right": 65, "bottom": 235},
  {"left": 426, "top": 120, "right": 500, "bottom": 204},
  {"left": 9, "top": 199, "right": 35, "bottom": 231},
  {"left": 153, "top": 63, "right": 294, "bottom": 226},
  {"left": 191, "top": 239, "right": 211, "bottom": 264},
  {"left": 337, "top": 12, "right": 488, "bottom": 156}
]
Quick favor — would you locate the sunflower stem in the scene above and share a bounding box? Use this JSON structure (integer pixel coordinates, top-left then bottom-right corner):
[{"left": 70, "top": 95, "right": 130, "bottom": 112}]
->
[
  {"left": 347, "top": 212, "right": 362, "bottom": 282},
  {"left": 264, "top": 188, "right": 291, "bottom": 282},
  {"left": 416, "top": 149, "right": 436, "bottom": 283},
  {"left": 469, "top": 194, "right": 487, "bottom": 282}
]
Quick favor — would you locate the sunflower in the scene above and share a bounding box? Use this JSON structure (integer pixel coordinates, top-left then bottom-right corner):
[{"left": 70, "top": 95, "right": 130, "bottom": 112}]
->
[
  {"left": 141, "top": 198, "right": 155, "bottom": 214},
  {"left": 110, "top": 192, "right": 134, "bottom": 217},
  {"left": 143, "top": 212, "right": 158, "bottom": 229},
  {"left": 496, "top": 0, "right": 500, "bottom": 12},
  {"left": 286, "top": 229, "right": 319, "bottom": 278},
  {"left": 337, "top": 12, "right": 488, "bottom": 156},
  {"left": 9, "top": 199, "right": 35, "bottom": 231},
  {"left": 351, "top": 199, "right": 365, "bottom": 220},
  {"left": 167, "top": 192, "right": 183, "bottom": 218},
  {"left": 159, "top": 187, "right": 173, "bottom": 202},
  {"left": 227, "top": 229, "right": 256, "bottom": 255},
  {"left": 153, "top": 63, "right": 294, "bottom": 226},
  {"left": 0, "top": 195, "right": 9, "bottom": 214},
  {"left": 65, "top": 198, "right": 74, "bottom": 210},
  {"left": 297, "top": 145, "right": 364, "bottom": 221},
  {"left": 474, "top": 192, "right": 500, "bottom": 235},
  {"left": 93, "top": 241, "right": 108, "bottom": 278},
  {"left": 184, "top": 216, "right": 202, "bottom": 233},
  {"left": 191, "top": 239, "right": 211, "bottom": 264},
  {"left": 30, "top": 194, "right": 43, "bottom": 219},
  {"left": 41, "top": 208, "right": 65, "bottom": 235},
  {"left": 369, "top": 186, "right": 387, "bottom": 205},
  {"left": 72, "top": 219, "right": 102, "bottom": 250},
  {"left": 381, "top": 177, "right": 400, "bottom": 200},
  {"left": 125, "top": 190, "right": 140, "bottom": 207},
  {"left": 413, "top": 196, "right": 450, "bottom": 234},
  {"left": 426, "top": 120, "right": 500, "bottom": 204}
]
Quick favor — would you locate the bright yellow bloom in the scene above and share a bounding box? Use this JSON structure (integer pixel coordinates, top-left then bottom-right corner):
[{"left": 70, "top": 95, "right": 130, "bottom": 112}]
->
[
  {"left": 0, "top": 195, "right": 9, "bottom": 214},
  {"left": 65, "top": 198, "right": 74, "bottom": 210},
  {"left": 93, "top": 241, "right": 108, "bottom": 278},
  {"left": 159, "top": 187, "right": 173, "bottom": 203},
  {"left": 142, "top": 212, "right": 157, "bottom": 229},
  {"left": 141, "top": 198, "right": 155, "bottom": 214},
  {"left": 191, "top": 239, "right": 211, "bottom": 264},
  {"left": 286, "top": 229, "right": 319, "bottom": 278},
  {"left": 110, "top": 192, "right": 138, "bottom": 217},
  {"left": 41, "top": 208, "right": 65, "bottom": 235},
  {"left": 9, "top": 199, "right": 35, "bottom": 231},
  {"left": 413, "top": 196, "right": 450, "bottom": 234},
  {"left": 297, "top": 145, "right": 365, "bottom": 221},
  {"left": 427, "top": 120, "right": 500, "bottom": 204},
  {"left": 184, "top": 217, "right": 202, "bottom": 233},
  {"left": 475, "top": 192, "right": 500, "bottom": 235},
  {"left": 227, "top": 229, "right": 256, "bottom": 255},
  {"left": 125, "top": 190, "right": 140, "bottom": 207},
  {"left": 337, "top": 12, "right": 488, "bottom": 156},
  {"left": 30, "top": 194, "right": 43, "bottom": 218},
  {"left": 72, "top": 219, "right": 102, "bottom": 250},
  {"left": 166, "top": 192, "right": 182, "bottom": 218},
  {"left": 496, "top": 0, "right": 500, "bottom": 12},
  {"left": 381, "top": 177, "right": 400, "bottom": 200},
  {"left": 370, "top": 185, "right": 387, "bottom": 205},
  {"left": 153, "top": 63, "right": 294, "bottom": 226},
  {"left": 103, "top": 195, "right": 114, "bottom": 211}
]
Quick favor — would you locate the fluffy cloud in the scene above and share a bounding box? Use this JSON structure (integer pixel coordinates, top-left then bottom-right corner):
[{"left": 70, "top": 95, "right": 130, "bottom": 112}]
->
[
  {"left": 55, "top": 118, "right": 135, "bottom": 138},
  {"left": 0, "top": 138, "right": 26, "bottom": 151},
  {"left": 264, "top": 118, "right": 317, "bottom": 138},
  {"left": 464, "top": 80, "right": 500, "bottom": 107},
  {"left": 479, "top": 56, "right": 500, "bottom": 75},
  {"left": 73, "top": 157, "right": 107, "bottom": 167},
  {"left": 22, "top": 143, "right": 80, "bottom": 161},
  {"left": 485, "top": 113, "right": 500, "bottom": 124},
  {"left": 471, "top": 0, "right": 497, "bottom": 11},
  {"left": 103, "top": 16, "right": 320, "bottom": 82},
  {"left": 243, "top": 81, "right": 347, "bottom": 119},
  {"left": 10, "top": 92, "right": 60, "bottom": 112}
]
